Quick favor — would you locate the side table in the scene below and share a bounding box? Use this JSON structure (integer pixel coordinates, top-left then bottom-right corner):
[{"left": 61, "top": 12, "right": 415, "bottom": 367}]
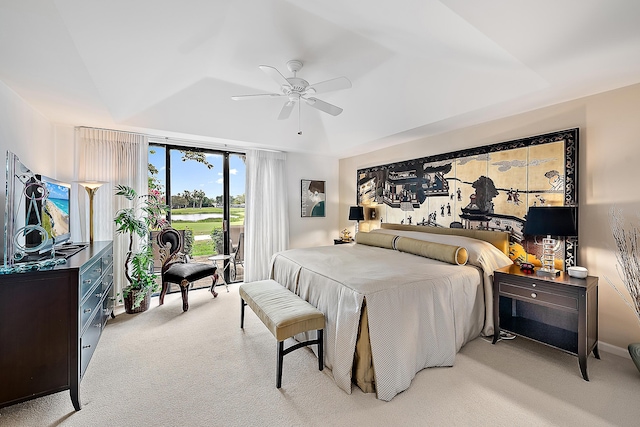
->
[
  {"left": 492, "top": 264, "right": 599, "bottom": 380},
  {"left": 208, "top": 254, "right": 231, "bottom": 292}
]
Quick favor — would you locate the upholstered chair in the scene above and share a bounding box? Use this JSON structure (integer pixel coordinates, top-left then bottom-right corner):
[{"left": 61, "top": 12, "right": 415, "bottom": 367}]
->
[{"left": 157, "top": 227, "right": 218, "bottom": 312}]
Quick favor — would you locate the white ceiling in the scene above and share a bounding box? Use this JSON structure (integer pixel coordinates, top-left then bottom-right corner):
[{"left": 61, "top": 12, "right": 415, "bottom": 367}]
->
[{"left": 1, "top": 0, "right": 640, "bottom": 158}]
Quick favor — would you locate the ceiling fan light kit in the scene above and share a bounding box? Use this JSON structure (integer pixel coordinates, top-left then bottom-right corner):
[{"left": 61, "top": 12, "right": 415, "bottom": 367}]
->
[{"left": 232, "top": 60, "right": 351, "bottom": 128}]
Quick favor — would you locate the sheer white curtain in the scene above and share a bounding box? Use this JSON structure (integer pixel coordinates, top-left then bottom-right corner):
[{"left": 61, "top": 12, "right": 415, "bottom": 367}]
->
[
  {"left": 244, "top": 149, "right": 289, "bottom": 282},
  {"left": 73, "top": 127, "right": 148, "bottom": 304}
]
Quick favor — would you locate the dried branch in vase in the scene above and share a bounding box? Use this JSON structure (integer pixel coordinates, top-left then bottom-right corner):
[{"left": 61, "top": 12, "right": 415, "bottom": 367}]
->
[{"left": 608, "top": 207, "right": 640, "bottom": 326}]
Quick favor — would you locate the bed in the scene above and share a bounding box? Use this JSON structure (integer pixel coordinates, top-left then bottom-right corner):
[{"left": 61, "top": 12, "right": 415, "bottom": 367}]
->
[{"left": 269, "top": 224, "right": 512, "bottom": 401}]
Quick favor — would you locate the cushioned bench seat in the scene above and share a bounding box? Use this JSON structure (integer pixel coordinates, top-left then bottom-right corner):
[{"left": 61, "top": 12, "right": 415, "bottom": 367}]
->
[{"left": 239, "top": 279, "right": 325, "bottom": 388}]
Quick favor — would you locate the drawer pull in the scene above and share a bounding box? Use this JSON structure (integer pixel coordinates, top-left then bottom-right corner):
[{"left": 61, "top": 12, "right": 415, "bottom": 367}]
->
[
  {"left": 94, "top": 268, "right": 102, "bottom": 274},
  {"left": 95, "top": 293, "right": 103, "bottom": 298},
  {"left": 532, "top": 284, "right": 536, "bottom": 287},
  {"left": 82, "top": 344, "right": 91, "bottom": 349},
  {"left": 531, "top": 292, "right": 537, "bottom": 299},
  {"left": 83, "top": 279, "right": 92, "bottom": 284},
  {"left": 94, "top": 323, "right": 102, "bottom": 328},
  {"left": 84, "top": 308, "right": 92, "bottom": 313}
]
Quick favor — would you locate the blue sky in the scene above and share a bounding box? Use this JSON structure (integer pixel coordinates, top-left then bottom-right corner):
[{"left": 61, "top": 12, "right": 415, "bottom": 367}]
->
[
  {"left": 43, "top": 181, "right": 70, "bottom": 200},
  {"left": 148, "top": 147, "right": 245, "bottom": 198}
]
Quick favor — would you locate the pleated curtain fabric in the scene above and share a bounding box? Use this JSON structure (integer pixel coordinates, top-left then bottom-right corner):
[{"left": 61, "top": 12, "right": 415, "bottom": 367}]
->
[
  {"left": 74, "top": 127, "right": 148, "bottom": 305},
  {"left": 244, "top": 149, "right": 289, "bottom": 282}
]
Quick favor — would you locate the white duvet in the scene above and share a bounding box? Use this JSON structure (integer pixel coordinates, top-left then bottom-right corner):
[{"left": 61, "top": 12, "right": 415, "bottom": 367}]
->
[{"left": 269, "top": 231, "right": 512, "bottom": 401}]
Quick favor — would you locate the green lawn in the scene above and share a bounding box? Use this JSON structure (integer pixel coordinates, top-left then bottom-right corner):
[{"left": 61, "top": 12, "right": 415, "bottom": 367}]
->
[{"left": 170, "top": 207, "right": 245, "bottom": 257}]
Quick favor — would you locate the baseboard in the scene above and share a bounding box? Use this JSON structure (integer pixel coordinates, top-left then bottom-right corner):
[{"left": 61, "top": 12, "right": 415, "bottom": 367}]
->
[{"left": 598, "top": 341, "right": 631, "bottom": 359}]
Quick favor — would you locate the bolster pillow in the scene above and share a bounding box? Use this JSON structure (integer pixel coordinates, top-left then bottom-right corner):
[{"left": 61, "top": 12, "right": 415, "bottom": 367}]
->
[
  {"left": 395, "top": 236, "right": 468, "bottom": 265},
  {"left": 355, "top": 231, "right": 397, "bottom": 249}
]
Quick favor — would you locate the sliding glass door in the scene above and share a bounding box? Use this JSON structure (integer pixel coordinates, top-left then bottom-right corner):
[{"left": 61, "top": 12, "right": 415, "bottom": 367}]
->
[{"left": 148, "top": 143, "right": 245, "bottom": 292}]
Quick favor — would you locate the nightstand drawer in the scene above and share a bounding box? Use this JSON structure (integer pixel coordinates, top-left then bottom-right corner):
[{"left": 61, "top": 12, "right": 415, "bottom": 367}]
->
[{"left": 499, "top": 282, "right": 578, "bottom": 310}]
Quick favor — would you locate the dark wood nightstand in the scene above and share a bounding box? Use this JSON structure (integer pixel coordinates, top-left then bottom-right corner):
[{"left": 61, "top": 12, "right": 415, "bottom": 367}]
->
[
  {"left": 492, "top": 264, "right": 599, "bottom": 381},
  {"left": 333, "top": 239, "right": 353, "bottom": 245}
]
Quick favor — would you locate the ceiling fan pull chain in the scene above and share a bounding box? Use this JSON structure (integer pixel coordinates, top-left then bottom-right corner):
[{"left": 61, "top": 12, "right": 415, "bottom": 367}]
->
[{"left": 298, "top": 100, "right": 302, "bottom": 135}]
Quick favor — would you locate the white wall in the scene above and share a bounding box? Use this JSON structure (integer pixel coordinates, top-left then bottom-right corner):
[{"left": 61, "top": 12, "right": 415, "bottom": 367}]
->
[
  {"left": 0, "top": 80, "right": 56, "bottom": 260},
  {"left": 53, "top": 124, "right": 76, "bottom": 182},
  {"left": 339, "top": 82, "right": 640, "bottom": 354},
  {"left": 0, "top": 81, "right": 55, "bottom": 176},
  {"left": 285, "top": 151, "right": 339, "bottom": 249}
]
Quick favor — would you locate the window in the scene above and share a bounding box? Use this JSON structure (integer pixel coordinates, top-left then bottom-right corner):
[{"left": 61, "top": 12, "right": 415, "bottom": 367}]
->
[{"left": 149, "top": 143, "right": 246, "bottom": 291}]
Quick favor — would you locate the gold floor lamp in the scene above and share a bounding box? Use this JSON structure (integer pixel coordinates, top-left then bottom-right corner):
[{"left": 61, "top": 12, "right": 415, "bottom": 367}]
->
[{"left": 78, "top": 181, "right": 106, "bottom": 243}]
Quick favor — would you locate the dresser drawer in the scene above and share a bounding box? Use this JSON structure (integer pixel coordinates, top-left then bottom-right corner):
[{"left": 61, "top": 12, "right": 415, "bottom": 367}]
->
[
  {"left": 80, "top": 289, "right": 102, "bottom": 331},
  {"left": 102, "top": 286, "right": 115, "bottom": 325},
  {"left": 80, "top": 257, "right": 104, "bottom": 300},
  {"left": 102, "top": 252, "right": 113, "bottom": 271},
  {"left": 80, "top": 311, "right": 103, "bottom": 379},
  {"left": 499, "top": 282, "right": 578, "bottom": 310},
  {"left": 101, "top": 264, "right": 113, "bottom": 294}
]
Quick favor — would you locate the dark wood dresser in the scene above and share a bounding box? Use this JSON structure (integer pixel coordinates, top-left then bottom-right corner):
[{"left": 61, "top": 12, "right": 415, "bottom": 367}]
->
[
  {"left": 492, "top": 264, "right": 599, "bottom": 380},
  {"left": 0, "top": 241, "right": 114, "bottom": 410}
]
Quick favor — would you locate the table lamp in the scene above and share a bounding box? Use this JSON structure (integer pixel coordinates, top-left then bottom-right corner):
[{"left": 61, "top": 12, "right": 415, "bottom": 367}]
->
[
  {"left": 77, "top": 181, "right": 106, "bottom": 243},
  {"left": 349, "top": 206, "right": 365, "bottom": 235},
  {"left": 523, "top": 206, "right": 577, "bottom": 275}
]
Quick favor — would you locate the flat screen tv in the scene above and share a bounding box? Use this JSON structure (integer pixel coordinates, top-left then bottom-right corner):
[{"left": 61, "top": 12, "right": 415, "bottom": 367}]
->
[{"left": 25, "top": 174, "right": 71, "bottom": 253}]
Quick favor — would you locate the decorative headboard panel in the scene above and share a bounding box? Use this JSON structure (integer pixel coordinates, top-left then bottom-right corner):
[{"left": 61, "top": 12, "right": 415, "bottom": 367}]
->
[{"left": 358, "top": 129, "right": 578, "bottom": 269}]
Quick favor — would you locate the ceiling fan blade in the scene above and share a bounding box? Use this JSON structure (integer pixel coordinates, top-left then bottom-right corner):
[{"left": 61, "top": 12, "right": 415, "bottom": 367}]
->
[
  {"left": 231, "top": 93, "right": 283, "bottom": 101},
  {"left": 259, "top": 65, "right": 291, "bottom": 89},
  {"left": 304, "top": 97, "right": 343, "bottom": 116},
  {"left": 306, "top": 76, "right": 352, "bottom": 94},
  {"left": 278, "top": 101, "right": 295, "bottom": 120}
]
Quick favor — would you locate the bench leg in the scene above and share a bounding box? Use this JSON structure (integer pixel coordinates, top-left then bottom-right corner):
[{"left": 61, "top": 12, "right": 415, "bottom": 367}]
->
[
  {"left": 240, "top": 299, "right": 246, "bottom": 329},
  {"left": 277, "top": 341, "right": 284, "bottom": 388},
  {"left": 318, "top": 329, "right": 324, "bottom": 371}
]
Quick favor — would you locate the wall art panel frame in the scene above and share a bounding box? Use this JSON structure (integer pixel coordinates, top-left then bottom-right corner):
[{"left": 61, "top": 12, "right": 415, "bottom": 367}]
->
[{"left": 356, "top": 128, "right": 579, "bottom": 269}]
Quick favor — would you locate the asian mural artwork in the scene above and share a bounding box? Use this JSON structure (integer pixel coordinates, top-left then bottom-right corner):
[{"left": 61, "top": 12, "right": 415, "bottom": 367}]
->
[{"left": 357, "top": 129, "right": 578, "bottom": 269}]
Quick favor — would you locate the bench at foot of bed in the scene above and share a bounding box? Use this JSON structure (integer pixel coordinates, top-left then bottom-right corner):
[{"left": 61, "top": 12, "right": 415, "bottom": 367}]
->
[{"left": 239, "top": 279, "right": 325, "bottom": 388}]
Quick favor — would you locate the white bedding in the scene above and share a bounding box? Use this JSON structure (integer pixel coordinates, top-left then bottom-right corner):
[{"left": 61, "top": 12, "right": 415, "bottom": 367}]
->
[{"left": 269, "top": 232, "right": 512, "bottom": 401}]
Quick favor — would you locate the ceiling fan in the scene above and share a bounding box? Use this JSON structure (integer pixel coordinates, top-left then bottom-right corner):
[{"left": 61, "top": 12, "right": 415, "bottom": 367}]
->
[{"left": 232, "top": 60, "right": 351, "bottom": 120}]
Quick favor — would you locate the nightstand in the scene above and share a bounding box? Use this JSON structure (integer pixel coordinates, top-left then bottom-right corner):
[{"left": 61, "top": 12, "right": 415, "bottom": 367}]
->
[
  {"left": 492, "top": 264, "right": 599, "bottom": 380},
  {"left": 333, "top": 239, "right": 353, "bottom": 245}
]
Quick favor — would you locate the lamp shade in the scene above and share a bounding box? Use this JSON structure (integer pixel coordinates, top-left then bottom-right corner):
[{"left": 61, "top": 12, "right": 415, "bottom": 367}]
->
[
  {"left": 348, "top": 206, "right": 365, "bottom": 221},
  {"left": 523, "top": 206, "right": 577, "bottom": 237},
  {"left": 76, "top": 180, "right": 106, "bottom": 190}
]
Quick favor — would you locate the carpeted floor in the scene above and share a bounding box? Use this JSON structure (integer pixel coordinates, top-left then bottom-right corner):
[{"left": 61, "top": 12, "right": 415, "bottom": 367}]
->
[{"left": 1, "top": 284, "right": 640, "bottom": 427}]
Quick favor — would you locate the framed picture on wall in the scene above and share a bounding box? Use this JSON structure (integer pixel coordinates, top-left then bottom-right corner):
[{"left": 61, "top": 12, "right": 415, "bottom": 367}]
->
[
  {"left": 356, "top": 128, "right": 579, "bottom": 268},
  {"left": 301, "top": 179, "right": 326, "bottom": 217}
]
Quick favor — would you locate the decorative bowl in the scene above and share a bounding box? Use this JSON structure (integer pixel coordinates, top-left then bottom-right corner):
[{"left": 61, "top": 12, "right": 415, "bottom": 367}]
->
[{"left": 567, "top": 266, "right": 588, "bottom": 279}]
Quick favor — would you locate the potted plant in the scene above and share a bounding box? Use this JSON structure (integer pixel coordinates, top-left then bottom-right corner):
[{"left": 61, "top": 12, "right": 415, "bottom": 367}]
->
[{"left": 114, "top": 184, "right": 167, "bottom": 313}]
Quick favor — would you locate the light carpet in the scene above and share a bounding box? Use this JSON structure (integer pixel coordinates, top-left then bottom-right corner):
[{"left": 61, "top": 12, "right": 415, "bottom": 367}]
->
[{"left": 1, "top": 284, "right": 640, "bottom": 427}]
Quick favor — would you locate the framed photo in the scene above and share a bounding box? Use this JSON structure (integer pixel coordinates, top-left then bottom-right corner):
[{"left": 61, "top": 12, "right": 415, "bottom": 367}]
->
[{"left": 301, "top": 179, "right": 326, "bottom": 217}]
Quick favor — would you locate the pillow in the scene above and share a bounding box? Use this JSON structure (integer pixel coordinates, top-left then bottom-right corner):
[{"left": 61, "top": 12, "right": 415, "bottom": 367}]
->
[
  {"left": 355, "top": 231, "right": 397, "bottom": 249},
  {"left": 395, "top": 236, "right": 468, "bottom": 265},
  {"left": 371, "top": 228, "right": 512, "bottom": 273}
]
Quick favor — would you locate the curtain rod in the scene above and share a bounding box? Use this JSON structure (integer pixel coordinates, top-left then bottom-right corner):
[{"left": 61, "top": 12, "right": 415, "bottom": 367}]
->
[
  {"left": 75, "top": 126, "right": 147, "bottom": 137},
  {"left": 76, "top": 126, "right": 251, "bottom": 154},
  {"left": 149, "top": 136, "right": 248, "bottom": 155}
]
